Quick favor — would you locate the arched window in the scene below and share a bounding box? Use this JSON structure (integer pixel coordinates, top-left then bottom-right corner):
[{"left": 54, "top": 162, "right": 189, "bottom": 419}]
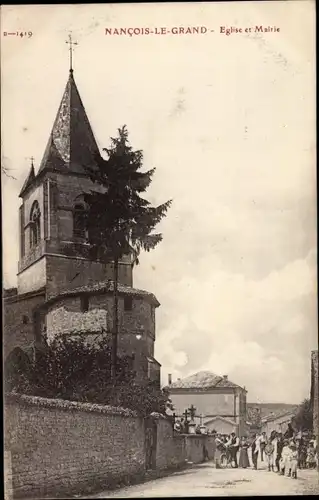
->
[
  {"left": 30, "top": 201, "right": 41, "bottom": 248},
  {"left": 73, "top": 203, "right": 87, "bottom": 238}
]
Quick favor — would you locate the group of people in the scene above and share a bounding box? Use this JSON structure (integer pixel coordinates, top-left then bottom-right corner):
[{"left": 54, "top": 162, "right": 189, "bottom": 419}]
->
[{"left": 214, "top": 426, "right": 318, "bottom": 478}]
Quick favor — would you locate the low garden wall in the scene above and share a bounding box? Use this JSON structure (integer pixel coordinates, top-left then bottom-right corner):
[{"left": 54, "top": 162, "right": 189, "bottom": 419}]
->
[
  {"left": 4, "top": 393, "right": 216, "bottom": 498},
  {"left": 5, "top": 393, "right": 146, "bottom": 498},
  {"left": 184, "top": 434, "right": 216, "bottom": 464},
  {"left": 155, "top": 416, "right": 187, "bottom": 469}
]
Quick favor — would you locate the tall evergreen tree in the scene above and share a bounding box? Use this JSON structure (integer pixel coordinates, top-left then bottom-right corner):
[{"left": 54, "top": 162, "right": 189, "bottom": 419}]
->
[{"left": 84, "top": 126, "right": 172, "bottom": 378}]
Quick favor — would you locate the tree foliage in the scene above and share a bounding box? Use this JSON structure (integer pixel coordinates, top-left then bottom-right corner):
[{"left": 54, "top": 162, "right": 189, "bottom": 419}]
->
[
  {"left": 81, "top": 125, "right": 172, "bottom": 378},
  {"left": 83, "top": 125, "right": 172, "bottom": 265},
  {"left": 293, "top": 398, "right": 313, "bottom": 432},
  {"left": 5, "top": 336, "right": 170, "bottom": 417}
]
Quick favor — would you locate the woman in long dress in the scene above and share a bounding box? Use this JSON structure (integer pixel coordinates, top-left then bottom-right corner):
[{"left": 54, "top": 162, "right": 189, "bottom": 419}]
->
[{"left": 239, "top": 436, "right": 250, "bottom": 468}]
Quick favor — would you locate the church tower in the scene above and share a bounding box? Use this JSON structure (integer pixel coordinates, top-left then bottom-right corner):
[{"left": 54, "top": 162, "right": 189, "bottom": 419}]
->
[
  {"left": 5, "top": 39, "right": 161, "bottom": 387},
  {"left": 18, "top": 67, "right": 132, "bottom": 299}
]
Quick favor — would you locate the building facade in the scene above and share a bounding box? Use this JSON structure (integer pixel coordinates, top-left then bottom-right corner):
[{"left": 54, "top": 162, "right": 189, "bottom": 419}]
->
[
  {"left": 167, "top": 371, "right": 248, "bottom": 435},
  {"left": 261, "top": 411, "right": 297, "bottom": 436},
  {"left": 4, "top": 67, "right": 161, "bottom": 385},
  {"left": 311, "top": 350, "right": 318, "bottom": 440}
]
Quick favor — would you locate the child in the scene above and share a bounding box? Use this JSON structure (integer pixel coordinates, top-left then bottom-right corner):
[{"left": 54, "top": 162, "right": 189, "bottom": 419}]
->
[
  {"left": 280, "top": 440, "right": 291, "bottom": 476},
  {"left": 289, "top": 442, "right": 298, "bottom": 479},
  {"left": 265, "top": 439, "right": 275, "bottom": 471},
  {"left": 306, "top": 442, "right": 316, "bottom": 469}
]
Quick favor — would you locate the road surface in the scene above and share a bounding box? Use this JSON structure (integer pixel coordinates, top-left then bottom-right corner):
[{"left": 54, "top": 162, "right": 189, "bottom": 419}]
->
[{"left": 86, "top": 462, "right": 318, "bottom": 497}]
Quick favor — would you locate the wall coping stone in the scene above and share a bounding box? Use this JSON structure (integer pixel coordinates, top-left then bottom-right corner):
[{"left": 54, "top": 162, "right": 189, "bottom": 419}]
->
[
  {"left": 183, "top": 433, "right": 208, "bottom": 439},
  {"left": 5, "top": 392, "right": 139, "bottom": 418},
  {"left": 150, "top": 411, "right": 168, "bottom": 419}
]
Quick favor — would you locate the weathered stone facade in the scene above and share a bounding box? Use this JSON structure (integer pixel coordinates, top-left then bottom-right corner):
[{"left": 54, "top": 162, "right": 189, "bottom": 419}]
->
[
  {"left": 38, "top": 287, "right": 160, "bottom": 384},
  {"left": 17, "top": 172, "right": 132, "bottom": 297},
  {"left": 311, "top": 350, "right": 318, "bottom": 439},
  {"left": 3, "top": 289, "right": 45, "bottom": 357}
]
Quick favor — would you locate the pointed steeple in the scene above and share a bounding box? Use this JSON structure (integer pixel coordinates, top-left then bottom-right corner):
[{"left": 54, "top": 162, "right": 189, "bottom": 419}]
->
[
  {"left": 19, "top": 162, "right": 35, "bottom": 197},
  {"left": 38, "top": 70, "right": 100, "bottom": 176}
]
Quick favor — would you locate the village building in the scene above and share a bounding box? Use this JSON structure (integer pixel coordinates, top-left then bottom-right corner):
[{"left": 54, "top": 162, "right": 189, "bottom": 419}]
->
[
  {"left": 167, "top": 371, "right": 248, "bottom": 435},
  {"left": 3, "top": 64, "right": 161, "bottom": 385},
  {"left": 261, "top": 409, "right": 298, "bottom": 436}
]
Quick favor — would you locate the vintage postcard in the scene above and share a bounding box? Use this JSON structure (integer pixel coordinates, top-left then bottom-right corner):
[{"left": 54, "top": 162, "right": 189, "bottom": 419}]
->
[{"left": 2, "top": 1, "right": 317, "bottom": 498}]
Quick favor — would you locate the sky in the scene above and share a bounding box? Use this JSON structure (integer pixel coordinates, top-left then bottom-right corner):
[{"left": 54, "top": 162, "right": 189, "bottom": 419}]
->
[{"left": 1, "top": 2, "right": 317, "bottom": 403}]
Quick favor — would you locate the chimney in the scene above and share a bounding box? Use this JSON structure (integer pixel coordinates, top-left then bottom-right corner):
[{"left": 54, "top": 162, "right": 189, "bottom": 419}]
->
[
  {"left": 168, "top": 373, "right": 172, "bottom": 385},
  {"left": 223, "top": 375, "right": 228, "bottom": 380}
]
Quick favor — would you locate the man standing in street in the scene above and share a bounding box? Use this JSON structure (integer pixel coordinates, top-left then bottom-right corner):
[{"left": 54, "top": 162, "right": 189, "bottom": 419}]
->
[
  {"left": 276, "top": 433, "right": 284, "bottom": 472},
  {"left": 265, "top": 438, "right": 275, "bottom": 472},
  {"left": 259, "top": 432, "right": 267, "bottom": 461},
  {"left": 227, "top": 432, "right": 240, "bottom": 468},
  {"left": 251, "top": 434, "right": 259, "bottom": 470}
]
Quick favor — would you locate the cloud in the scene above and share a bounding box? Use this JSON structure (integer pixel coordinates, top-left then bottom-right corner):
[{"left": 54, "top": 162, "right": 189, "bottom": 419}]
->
[{"left": 136, "top": 246, "right": 317, "bottom": 403}]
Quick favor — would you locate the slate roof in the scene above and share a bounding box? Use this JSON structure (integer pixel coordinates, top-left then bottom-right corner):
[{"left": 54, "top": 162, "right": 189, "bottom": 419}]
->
[
  {"left": 19, "top": 164, "right": 35, "bottom": 197},
  {"left": 38, "top": 69, "right": 100, "bottom": 176},
  {"left": 167, "top": 371, "right": 245, "bottom": 391},
  {"left": 19, "top": 69, "right": 100, "bottom": 197},
  {"left": 43, "top": 280, "right": 160, "bottom": 308}
]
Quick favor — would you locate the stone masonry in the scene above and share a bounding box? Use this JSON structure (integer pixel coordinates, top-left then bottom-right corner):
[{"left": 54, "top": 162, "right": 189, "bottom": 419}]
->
[
  {"left": 311, "top": 350, "right": 318, "bottom": 440},
  {"left": 4, "top": 394, "right": 216, "bottom": 498}
]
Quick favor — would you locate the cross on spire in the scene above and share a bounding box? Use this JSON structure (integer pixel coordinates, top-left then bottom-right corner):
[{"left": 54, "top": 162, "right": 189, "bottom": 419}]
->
[
  {"left": 65, "top": 33, "right": 78, "bottom": 72},
  {"left": 25, "top": 156, "right": 35, "bottom": 167}
]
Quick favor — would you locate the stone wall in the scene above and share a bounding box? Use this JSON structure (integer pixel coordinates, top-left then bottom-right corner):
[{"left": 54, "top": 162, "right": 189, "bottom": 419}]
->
[
  {"left": 17, "top": 256, "right": 47, "bottom": 295},
  {"left": 3, "top": 291, "right": 45, "bottom": 357},
  {"left": 184, "top": 435, "right": 216, "bottom": 464},
  {"left": 4, "top": 394, "right": 201, "bottom": 499},
  {"left": 44, "top": 294, "right": 156, "bottom": 377},
  {"left": 311, "top": 350, "right": 318, "bottom": 439},
  {"left": 155, "top": 417, "right": 187, "bottom": 469},
  {"left": 45, "top": 255, "right": 132, "bottom": 299},
  {"left": 5, "top": 394, "right": 146, "bottom": 498}
]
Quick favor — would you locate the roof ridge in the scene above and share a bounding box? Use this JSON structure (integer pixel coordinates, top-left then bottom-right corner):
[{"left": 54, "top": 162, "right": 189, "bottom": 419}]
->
[
  {"left": 40, "top": 281, "right": 160, "bottom": 310},
  {"left": 167, "top": 370, "right": 244, "bottom": 390}
]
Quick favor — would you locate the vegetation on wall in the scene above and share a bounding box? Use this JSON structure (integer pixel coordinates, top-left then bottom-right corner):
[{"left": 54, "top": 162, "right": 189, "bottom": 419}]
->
[{"left": 4, "top": 335, "right": 171, "bottom": 417}]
